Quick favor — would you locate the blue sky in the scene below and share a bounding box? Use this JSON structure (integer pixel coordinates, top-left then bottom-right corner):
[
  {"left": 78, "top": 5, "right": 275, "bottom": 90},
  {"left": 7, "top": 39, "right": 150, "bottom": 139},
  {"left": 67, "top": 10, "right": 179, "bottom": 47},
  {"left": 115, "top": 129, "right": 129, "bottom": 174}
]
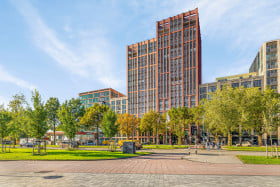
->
[{"left": 1, "top": 0, "right": 280, "bottom": 105}]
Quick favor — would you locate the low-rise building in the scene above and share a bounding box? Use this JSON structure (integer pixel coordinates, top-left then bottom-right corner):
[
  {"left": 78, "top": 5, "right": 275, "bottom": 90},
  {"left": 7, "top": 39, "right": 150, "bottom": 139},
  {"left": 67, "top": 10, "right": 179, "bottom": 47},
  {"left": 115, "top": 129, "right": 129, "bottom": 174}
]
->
[
  {"left": 110, "top": 97, "right": 127, "bottom": 114},
  {"left": 199, "top": 73, "right": 264, "bottom": 101},
  {"left": 79, "top": 88, "right": 125, "bottom": 108}
]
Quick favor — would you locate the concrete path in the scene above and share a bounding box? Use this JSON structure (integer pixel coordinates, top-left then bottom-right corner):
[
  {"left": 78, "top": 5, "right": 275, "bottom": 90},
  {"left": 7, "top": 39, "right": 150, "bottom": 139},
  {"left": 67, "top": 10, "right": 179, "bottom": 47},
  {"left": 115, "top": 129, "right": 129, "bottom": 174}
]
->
[
  {"left": 0, "top": 172, "right": 280, "bottom": 187},
  {"left": 182, "top": 149, "right": 268, "bottom": 164},
  {"left": 0, "top": 149, "right": 279, "bottom": 176}
]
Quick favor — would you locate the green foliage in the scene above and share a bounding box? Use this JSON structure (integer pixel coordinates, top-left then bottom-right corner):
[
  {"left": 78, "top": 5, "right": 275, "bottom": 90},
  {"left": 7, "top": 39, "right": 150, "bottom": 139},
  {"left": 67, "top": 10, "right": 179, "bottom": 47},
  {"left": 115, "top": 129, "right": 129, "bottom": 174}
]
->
[
  {"left": 27, "top": 90, "right": 48, "bottom": 140},
  {"left": 0, "top": 106, "right": 12, "bottom": 152},
  {"left": 45, "top": 97, "right": 60, "bottom": 145},
  {"left": 8, "top": 94, "right": 28, "bottom": 145},
  {"left": 58, "top": 98, "right": 84, "bottom": 144},
  {"left": 202, "top": 85, "right": 280, "bottom": 146},
  {"left": 140, "top": 111, "right": 165, "bottom": 144},
  {"left": 80, "top": 103, "right": 108, "bottom": 145},
  {"left": 168, "top": 107, "right": 192, "bottom": 145},
  {"left": 116, "top": 113, "right": 139, "bottom": 139},
  {"left": 101, "top": 109, "right": 119, "bottom": 139}
]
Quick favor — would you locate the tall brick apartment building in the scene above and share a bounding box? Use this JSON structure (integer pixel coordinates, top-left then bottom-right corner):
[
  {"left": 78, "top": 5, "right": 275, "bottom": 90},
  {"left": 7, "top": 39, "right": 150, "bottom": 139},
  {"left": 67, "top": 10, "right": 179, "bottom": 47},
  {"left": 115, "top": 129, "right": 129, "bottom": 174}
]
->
[{"left": 127, "top": 8, "right": 201, "bottom": 118}]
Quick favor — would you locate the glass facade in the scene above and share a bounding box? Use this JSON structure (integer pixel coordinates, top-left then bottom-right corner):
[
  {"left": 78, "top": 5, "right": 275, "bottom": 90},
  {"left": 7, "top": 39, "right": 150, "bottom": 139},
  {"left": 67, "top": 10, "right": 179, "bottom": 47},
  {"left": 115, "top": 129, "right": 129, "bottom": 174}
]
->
[
  {"left": 110, "top": 97, "right": 127, "bottom": 114},
  {"left": 79, "top": 89, "right": 125, "bottom": 109}
]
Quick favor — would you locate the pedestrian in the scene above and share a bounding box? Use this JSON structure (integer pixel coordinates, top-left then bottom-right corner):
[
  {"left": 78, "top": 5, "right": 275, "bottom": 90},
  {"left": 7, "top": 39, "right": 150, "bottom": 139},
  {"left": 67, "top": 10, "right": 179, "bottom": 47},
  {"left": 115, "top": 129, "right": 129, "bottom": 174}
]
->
[
  {"left": 217, "top": 141, "right": 220, "bottom": 150},
  {"left": 212, "top": 142, "right": 215, "bottom": 149},
  {"left": 206, "top": 141, "right": 210, "bottom": 151}
]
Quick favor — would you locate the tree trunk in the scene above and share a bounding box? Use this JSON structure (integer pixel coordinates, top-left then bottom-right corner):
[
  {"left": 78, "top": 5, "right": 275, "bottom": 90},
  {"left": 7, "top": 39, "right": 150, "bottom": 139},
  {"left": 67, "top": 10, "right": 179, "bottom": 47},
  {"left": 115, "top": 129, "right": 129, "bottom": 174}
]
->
[
  {"left": 257, "top": 134, "right": 263, "bottom": 146},
  {"left": 178, "top": 136, "right": 182, "bottom": 145},
  {"left": 156, "top": 130, "right": 159, "bottom": 145},
  {"left": 13, "top": 138, "right": 15, "bottom": 148},
  {"left": 270, "top": 132, "right": 273, "bottom": 146},
  {"left": 148, "top": 132, "right": 150, "bottom": 144},
  {"left": 53, "top": 125, "right": 56, "bottom": 145},
  {"left": 1, "top": 137, "right": 3, "bottom": 152},
  {"left": 215, "top": 133, "right": 219, "bottom": 143},
  {"left": 38, "top": 140, "right": 41, "bottom": 154},
  {"left": 239, "top": 125, "right": 242, "bottom": 145},
  {"left": 228, "top": 133, "right": 232, "bottom": 146},
  {"left": 96, "top": 125, "right": 99, "bottom": 146}
]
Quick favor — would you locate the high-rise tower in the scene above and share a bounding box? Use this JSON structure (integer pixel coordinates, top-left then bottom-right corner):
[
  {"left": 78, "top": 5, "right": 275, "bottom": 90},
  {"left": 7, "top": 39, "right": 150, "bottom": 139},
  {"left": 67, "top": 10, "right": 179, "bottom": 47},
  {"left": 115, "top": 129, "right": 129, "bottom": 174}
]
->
[{"left": 127, "top": 8, "right": 201, "bottom": 118}]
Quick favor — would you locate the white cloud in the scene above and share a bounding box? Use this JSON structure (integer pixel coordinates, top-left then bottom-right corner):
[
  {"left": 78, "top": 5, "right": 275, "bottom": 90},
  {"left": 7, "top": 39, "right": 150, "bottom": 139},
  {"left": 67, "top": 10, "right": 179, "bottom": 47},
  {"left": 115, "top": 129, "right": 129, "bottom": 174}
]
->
[
  {"left": 10, "top": 0, "right": 123, "bottom": 89},
  {"left": 0, "top": 65, "right": 36, "bottom": 91},
  {"left": 0, "top": 95, "right": 9, "bottom": 107}
]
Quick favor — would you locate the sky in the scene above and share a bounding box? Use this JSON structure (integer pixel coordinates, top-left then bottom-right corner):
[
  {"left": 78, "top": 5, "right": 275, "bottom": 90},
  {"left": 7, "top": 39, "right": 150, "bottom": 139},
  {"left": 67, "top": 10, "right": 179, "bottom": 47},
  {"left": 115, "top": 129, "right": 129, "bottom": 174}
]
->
[{"left": 1, "top": 0, "right": 280, "bottom": 106}]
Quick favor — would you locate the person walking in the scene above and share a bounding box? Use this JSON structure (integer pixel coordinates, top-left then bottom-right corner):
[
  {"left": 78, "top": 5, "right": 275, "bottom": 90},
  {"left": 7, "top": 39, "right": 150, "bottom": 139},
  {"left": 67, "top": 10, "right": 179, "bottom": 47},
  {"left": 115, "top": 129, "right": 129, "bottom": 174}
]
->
[
  {"left": 212, "top": 142, "right": 215, "bottom": 149},
  {"left": 206, "top": 141, "right": 210, "bottom": 151}
]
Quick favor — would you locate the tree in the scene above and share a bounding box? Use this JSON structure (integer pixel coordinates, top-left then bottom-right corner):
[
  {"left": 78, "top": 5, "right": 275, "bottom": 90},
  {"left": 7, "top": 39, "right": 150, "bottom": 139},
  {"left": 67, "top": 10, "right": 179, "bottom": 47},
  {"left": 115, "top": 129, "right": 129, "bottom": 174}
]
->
[
  {"left": 27, "top": 90, "right": 48, "bottom": 154},
  {"left": 80, "top": 103, "right": 108, "bottom": 145},
  {"left": 263, "top": 87, "right": 279, "bottom": 145},
  {"left": 117, "top": 113, "right": 135, "bottom": 140},
  {"left": 203, "top": 85, "right": 239, "bottom": 146},
  {"left": 244, "top": 88, "right": 266, "bottom": 146},
  {"left": 101, "top": 109, "right": 119, "bottom": 140},
  {"left": 190, "top": 105, "right": 204, "bottom": 142},
  {"left": 58, "top": 98, "right": 84, "bottom": 148},
  {"left": 8, "top": 94, "right": 28, "bottom": 147},
  {"left": 168, "top": 107, "right": 191, "bottom": 145},
  {"left": 141, "top": 111, "right": 165, "bottom": 145},
  {"left": 45, "top": 97, "right": 60, "bottom": 145},
  {"left": 0, "top": 105, "right": 12, "bottom": 152}
]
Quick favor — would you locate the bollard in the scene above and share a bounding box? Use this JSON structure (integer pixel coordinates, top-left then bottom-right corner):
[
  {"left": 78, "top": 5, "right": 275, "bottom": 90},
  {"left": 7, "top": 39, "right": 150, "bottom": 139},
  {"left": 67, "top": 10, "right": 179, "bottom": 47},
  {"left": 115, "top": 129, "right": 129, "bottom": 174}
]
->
[
  {"left": 188, "top": 144, "right": 191, "bottom": 155},
  {"left": 195, "top": 145, "right": 197, "bottom": 155}
]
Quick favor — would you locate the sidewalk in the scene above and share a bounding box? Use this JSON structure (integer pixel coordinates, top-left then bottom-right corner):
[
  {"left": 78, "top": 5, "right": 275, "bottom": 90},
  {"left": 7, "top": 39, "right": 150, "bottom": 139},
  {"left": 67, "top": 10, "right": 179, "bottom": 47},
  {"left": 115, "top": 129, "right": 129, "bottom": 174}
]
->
[{"left": 182, "top": 149, "right": 267, "bottom": 164}]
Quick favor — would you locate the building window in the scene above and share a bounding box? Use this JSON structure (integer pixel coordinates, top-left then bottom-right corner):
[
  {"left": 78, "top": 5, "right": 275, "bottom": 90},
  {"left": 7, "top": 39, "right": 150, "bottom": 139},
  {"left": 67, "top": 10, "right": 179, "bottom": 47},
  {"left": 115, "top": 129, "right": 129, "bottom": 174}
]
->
[
  {"left": 191, "top": 96, "right": 195, "bottom": 107},
  {"left": 165, "top": 99, "right": 169, "bottom": 111},
  {"left": 116, "top": 100, "right": 121, "bottom": 105},
  {"left": 94, "top": 93, "right": 100, "bottom": 97},
  {"left": 208, "top": 86, "right": 217, "bottom": 93},
  {"left": 199, "top": 87, "right": 207, "bottom": 94},
  {"left": 122, "top": 99, "right": 126, "bottom": 104},
  {"left": 111, "top": 101, "right": 115, "bottom": 105},
  {"left": 122, "top": 105, "right": 126, "bottom": 110},
  {"left": 253, "top": 80, "right": 262, "bottom": 87},
  {"left": 241, "top": 81, "right": 251, "bottom": 88},
  {"left": 200, "top": 95, "right": 207, "bottom": 100},
  {"left": 231, "top": 83, "right": 239, "bottom": 89}
]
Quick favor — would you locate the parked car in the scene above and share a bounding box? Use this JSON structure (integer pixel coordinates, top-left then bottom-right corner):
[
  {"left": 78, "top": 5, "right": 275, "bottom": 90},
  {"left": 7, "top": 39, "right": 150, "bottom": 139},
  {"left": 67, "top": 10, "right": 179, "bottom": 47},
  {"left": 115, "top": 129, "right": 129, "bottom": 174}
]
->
[
  {"left": 20, "top": 142, "right": 34, "bottom": 147},
  {"left": 87, "top": 140, "right": 94, "bottom": 145}
]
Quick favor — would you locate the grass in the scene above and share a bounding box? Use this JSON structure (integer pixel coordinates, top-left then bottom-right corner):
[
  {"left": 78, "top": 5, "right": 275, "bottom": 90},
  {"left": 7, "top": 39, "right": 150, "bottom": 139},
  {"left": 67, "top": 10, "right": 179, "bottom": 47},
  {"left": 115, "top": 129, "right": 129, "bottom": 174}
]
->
[
  {"left": 0, "top": 148, "right": 150, "bottom": 160},
  {"left": 79, "top": 145, "right": 120, "bottom": 148},
  {"left": 237, "top": 155, "right": 280, "bottom": 165},
  {"left": 224, "top": 146, "right": 276, "bottom": 152},
  {"left": 142, "top": 144, "right": 188, "bottom": 149}
]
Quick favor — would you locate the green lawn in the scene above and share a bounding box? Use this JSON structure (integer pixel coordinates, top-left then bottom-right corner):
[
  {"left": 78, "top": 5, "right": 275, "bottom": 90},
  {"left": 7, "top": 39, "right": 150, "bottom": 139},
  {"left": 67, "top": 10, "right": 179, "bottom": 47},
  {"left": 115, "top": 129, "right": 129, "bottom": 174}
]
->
[
  {"left": 0, "top": 148, "right": 150, "bottom": 160},
  {"left": 224, "top": 146, "right": 276, "bottom": 152},
  {"left": 237, "top": 155, "right": 280, "bottom": 165},
  {"left": 142, "top": 145, "right": 188, "bottom": 149}
]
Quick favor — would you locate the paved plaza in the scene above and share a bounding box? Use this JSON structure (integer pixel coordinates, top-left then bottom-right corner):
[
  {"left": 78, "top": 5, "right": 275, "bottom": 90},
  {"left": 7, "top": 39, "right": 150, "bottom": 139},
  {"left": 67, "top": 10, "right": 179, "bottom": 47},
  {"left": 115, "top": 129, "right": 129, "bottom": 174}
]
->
[{"left": 0, "top": 149, "right": 279, "bottom": 186}]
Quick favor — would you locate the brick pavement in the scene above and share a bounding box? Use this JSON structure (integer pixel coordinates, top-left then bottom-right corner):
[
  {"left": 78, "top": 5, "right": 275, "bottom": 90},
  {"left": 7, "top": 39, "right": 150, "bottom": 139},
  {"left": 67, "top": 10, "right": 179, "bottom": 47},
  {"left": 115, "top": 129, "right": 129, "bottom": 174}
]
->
[
  {"left": 0, "top": 149, "right": 279, "bottom": 176},
  {"left": 0, "top": 172, "right": 280, "bottom": 187}
]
